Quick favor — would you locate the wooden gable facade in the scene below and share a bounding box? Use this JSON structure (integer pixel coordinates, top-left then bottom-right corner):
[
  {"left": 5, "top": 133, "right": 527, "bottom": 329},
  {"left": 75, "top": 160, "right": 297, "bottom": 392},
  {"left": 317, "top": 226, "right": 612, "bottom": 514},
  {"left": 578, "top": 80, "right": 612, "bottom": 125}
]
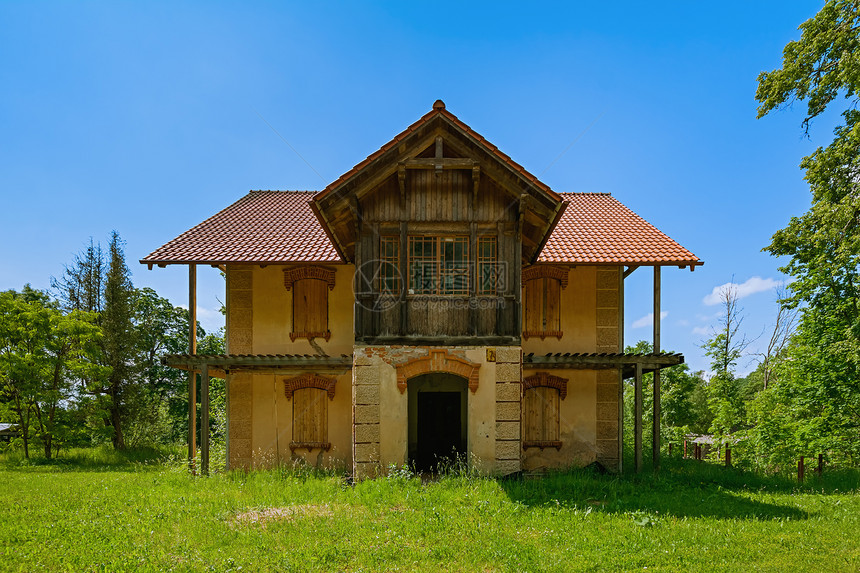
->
[
  {"left": 312, "top": 100, "right": 565, "bottom": 344},
  {"left": 143, "top": 101, "right": 702, "bottom": 478}
]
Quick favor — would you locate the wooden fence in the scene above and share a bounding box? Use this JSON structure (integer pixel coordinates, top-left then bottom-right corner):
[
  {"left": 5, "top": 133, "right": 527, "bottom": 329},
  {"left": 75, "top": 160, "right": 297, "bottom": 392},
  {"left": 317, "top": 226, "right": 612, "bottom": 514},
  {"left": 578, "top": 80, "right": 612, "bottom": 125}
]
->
[{"left": 671, "top": 441, "right": 826, "bottom": 482}]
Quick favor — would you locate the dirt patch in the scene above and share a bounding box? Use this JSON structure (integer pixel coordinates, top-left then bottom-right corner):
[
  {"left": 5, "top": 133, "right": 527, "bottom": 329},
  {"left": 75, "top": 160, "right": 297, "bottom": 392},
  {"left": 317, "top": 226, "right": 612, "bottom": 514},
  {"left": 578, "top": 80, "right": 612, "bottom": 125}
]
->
[{"left": 230, "top": 504, "right": 335, "bottom": 527}]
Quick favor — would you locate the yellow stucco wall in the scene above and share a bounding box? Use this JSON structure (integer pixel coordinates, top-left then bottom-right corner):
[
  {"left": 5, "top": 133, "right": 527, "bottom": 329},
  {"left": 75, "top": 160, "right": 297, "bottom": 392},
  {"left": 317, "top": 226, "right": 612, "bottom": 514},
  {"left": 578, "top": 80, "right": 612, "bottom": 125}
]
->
[
  {"left": 250, "top": 264, "right": 355, "bottom": 356},
  {"left": 225, "top": 264, "right": 355, "bottom": 470},
  {"left": 244, "top": 371, "right": 353, "bottom": 469},
  {"left": 226, "top": 262, "right": 622, "bottom": 474},
  {"left": 353, "top": 346, "right": 501, "bottom": 475},
  {"left": 520, "top": 368, "right": 598, "bottom": 471},
  {"left": 521, "top": 265, "right": 599, "bottom": 355}
]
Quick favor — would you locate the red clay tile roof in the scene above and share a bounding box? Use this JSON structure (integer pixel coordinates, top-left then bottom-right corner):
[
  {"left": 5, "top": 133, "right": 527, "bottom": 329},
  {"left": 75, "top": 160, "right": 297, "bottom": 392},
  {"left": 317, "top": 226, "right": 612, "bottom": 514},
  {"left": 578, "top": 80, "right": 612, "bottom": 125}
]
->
[
  {"left": 141, "top": 191, "right": 341, "bottom": 266},
  {"left": 314, "top": 100, "right": 560, "bottom": 203},
  {"left": 142, "top": 190, "right": 700, "bottom": 267},
  {"left": 539, "top": 193, "right": 701, "bottom": 266}
]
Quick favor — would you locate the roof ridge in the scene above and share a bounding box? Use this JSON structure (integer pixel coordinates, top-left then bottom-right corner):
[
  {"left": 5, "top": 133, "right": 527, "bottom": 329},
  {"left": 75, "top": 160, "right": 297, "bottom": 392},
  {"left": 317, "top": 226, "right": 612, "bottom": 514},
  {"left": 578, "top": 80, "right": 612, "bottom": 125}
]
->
[
  {"left": 558, "top": 191, "right": 612, "bottom": 197},
  {"left": 315, "top": 100, "right": 559, "bottom": 202},
  {"left": 248, "top": 189, "right": 318, "bottom": 194}
]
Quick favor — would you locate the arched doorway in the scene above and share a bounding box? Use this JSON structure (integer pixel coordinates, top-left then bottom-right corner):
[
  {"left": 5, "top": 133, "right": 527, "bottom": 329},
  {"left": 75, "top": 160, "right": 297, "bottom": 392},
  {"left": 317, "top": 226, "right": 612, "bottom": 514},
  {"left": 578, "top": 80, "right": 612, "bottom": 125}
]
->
[{"left": 407, "top": 373, "right": 468, "bottom": 471}]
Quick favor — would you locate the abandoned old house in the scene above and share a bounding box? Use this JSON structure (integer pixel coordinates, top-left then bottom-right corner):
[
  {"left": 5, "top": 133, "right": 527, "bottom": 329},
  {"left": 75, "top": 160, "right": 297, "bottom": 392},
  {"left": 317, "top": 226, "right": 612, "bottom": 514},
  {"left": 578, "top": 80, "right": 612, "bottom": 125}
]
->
[{"left": 142, "top": 100, "right": 702, "bottom": 477}]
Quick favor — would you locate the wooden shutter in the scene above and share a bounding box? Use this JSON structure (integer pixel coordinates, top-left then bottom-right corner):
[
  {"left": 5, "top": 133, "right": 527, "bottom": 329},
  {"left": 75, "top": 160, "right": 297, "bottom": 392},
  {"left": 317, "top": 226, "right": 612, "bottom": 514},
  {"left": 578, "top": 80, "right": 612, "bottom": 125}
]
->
[
  {"left": 292, "top": 388, "right": 328, "bottom": 447},
  {"left": 522, "top": 277, "right": 562, "bottom": 340},
  {"left": 523, "top": 279, "right": 543, "bottom": 338},
  {"left": 523, "top": 386, "right": 561, "bottom": 450},
  {"left": 292, "top": 278, "right": 330, "bottom": 341},
  {"left": 544, "top": 278, "right": 561, "bottom": 335}
]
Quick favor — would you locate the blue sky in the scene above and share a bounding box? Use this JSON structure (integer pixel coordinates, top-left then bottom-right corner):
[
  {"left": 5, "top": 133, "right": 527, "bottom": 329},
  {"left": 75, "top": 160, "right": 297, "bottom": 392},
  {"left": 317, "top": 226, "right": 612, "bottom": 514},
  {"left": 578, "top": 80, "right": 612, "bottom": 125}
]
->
[{"left": 0, "top": 1, "right": 834, "bottom": 375}]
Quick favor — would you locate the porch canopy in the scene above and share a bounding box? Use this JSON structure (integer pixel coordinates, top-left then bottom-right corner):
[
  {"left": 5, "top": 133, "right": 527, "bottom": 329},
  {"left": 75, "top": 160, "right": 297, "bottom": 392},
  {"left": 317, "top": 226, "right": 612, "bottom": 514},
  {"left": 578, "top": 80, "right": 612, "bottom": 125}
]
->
[
  {"left": 162, "top": 353, "right": 353, "bottom": 378},
  {"left": 524, "top": 351, "right": 684, "bottom": 378}
]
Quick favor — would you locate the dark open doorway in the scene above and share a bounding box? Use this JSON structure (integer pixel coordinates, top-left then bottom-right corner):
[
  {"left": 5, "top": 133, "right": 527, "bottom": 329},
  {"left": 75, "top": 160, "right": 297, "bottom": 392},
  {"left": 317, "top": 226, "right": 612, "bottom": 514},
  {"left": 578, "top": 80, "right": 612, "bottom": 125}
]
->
[{"left": 408, "top": 373, "right": 467, "bottom": 472}]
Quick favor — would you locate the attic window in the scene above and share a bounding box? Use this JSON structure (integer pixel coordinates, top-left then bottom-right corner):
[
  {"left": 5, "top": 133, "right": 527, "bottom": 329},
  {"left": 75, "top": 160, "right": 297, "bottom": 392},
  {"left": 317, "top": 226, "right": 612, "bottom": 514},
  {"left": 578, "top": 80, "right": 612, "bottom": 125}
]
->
[
  {"left": 379, "top": 236, "right": 400, "bottom": 295},
  {"left": 408, "top": 236, "right": 469, "bottom": 296},
  {"left": 522, "top": 265, "right": 568, "bottom": 340},
  {"left": 477, "top": 236, "right": 499, "bottom": 295}
]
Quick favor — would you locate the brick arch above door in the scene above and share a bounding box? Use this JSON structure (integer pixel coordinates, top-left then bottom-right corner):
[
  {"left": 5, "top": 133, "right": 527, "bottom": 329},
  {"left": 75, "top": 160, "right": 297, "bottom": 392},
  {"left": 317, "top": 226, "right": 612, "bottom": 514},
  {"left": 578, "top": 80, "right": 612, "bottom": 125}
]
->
[{"left": 395, "top": 349, "right": 481, "bottom": 394}]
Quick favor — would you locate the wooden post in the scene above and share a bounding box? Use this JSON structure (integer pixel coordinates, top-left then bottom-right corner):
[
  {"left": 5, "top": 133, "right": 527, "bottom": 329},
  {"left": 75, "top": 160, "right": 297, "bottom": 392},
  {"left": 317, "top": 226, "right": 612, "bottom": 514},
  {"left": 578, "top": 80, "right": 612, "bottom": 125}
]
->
[
  {"left": 725, "top": 447, "right": 731, "bottom": 467},
  {"left": 668, "top": 442, "right": 673, "bottom": 456},
  {"left": 683, "top": 440, "right": 687, "bottom": 459},
  {"left": 798, "top": 456, "right": 805, "bottom": 482},
  {"left": 634, "top": 362, "right": 643, "bottom": 473},
  {"left": 652, "top": 266, "right": 661, "bottom": 471},
  {"left": 817, "top": 453, "right": 823, "bottom": 477},
  {"left": 188, "top": 264, "right": 197, "bottom": 471},
  {"left": 201, "top": 363, "right": 210, "bottom": 476}
]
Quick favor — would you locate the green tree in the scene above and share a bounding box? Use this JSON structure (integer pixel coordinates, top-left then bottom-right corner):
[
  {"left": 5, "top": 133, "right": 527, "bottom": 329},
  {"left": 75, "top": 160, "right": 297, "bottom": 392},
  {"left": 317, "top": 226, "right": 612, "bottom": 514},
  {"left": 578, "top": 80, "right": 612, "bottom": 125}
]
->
[
  {"left": 99, "top": 232, "right": 136, "bottom": 449},
  {"left": 0, "top": 287, "right": 104, "bottom": 458},
  {"left": 757, "top": 0, "right": 860, "bottom": 465}
]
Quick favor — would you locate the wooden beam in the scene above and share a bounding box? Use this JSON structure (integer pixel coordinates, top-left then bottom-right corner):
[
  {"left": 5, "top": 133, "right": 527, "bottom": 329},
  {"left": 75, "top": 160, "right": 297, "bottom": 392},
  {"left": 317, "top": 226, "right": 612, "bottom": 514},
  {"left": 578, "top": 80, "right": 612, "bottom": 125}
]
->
[
  {"left": 397, "top": 166, "right": 407, "bottom": 208},
  {"left": 201, "top": 362, "right": 209, "bottom": 476},
  {"left": 634, "top": 362, "right": 643, "bottom": 474},
  {"left": 434, "top": 136, "right": 444, "bottom": 175},
  {"left": 619, "top": 265, "right": 625, "bottom": 475},
  {"left": 188, "top": 264, "right": 197, "bottom": 471},
  {"left": 400, "top": 221, "right": 408, "bottom": 335},
  {"left": 402, "top": 158, "right": 477, "bottom": 169},
  {"left": 653, "top": 266, "right": 662, "bottom": 471},
  {"left": 471, "top": 165, "right": 480, "bottom": 217},
  {"left": 470, "top": 222, "right": 477, "bottom": 336},
  {"left": 623, "top": 265, "right": 639, "bottom": 279}
]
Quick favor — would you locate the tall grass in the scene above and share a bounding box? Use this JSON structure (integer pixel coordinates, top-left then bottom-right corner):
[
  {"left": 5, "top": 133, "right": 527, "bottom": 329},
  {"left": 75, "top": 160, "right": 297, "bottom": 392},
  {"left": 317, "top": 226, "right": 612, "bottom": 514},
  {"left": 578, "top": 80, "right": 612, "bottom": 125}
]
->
[{"left": 1, "top": 450, "right": 858, "bottom": 572}]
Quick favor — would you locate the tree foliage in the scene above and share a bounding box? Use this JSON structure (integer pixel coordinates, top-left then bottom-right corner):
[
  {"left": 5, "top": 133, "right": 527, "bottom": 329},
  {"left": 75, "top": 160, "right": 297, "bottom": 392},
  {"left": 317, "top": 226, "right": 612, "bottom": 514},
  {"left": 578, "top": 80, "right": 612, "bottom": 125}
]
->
[
  {"left": 0, "top": 287, "right": 104, "bottom": 458},
  {"left": 0, "top": 232, "right": 226, "bottom": 458},
  {"left": 755, "top": 0, "right": 860, "bottom": 467}
]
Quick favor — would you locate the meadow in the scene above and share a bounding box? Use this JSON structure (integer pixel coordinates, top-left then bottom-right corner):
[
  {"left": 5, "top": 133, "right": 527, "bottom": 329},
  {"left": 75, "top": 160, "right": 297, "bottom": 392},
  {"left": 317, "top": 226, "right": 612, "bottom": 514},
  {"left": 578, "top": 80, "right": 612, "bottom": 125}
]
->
[{"left": 1, "top": 448, "right": 858, "bottom": 572}]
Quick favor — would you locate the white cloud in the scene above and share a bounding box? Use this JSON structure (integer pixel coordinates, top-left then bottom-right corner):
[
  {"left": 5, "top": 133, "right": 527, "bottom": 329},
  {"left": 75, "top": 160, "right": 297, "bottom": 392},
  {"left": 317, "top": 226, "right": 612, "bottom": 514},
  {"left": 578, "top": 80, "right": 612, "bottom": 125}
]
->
[
  {"left": 676, "top": 319, "right": 690, "bottom": 327},
  {"left": 692, "top": 326, "right": 709, "bottom": 336},
  {"left": 702, "top": 276, "right": 781, "bottom": 306},
  {"left": 631, "top": 311, "right": 669, "bottom": 329}
]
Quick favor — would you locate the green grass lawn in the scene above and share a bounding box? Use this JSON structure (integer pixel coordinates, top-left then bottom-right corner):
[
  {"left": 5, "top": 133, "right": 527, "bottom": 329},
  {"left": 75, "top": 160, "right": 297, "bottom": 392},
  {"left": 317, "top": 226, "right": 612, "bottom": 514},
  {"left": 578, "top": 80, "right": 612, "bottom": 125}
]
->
[{"left": 1, "top": 449, "right": 858, "bottom": 572}]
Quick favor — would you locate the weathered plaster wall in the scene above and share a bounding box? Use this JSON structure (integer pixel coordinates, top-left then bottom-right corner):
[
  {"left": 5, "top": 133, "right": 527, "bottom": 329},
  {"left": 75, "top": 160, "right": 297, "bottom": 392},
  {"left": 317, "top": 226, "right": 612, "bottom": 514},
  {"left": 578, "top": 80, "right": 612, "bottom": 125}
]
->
[
  {"left": 241, "top": 372, "right": 354, "bottom": 469},
  {"left": 225, "top": 264, "right": 355, "bottom": 470},
  {"left": 521, "top": 265, "right": 597, "bottom": 355},
  {"left": 226, "top": 265, "right": 253, "bottom": 470},
  {"left": 251, "top": 264, "right": 355, "bottom": 356},
  {"left": 352, "top": 345, "right": 517, "bottom": 479},
  {"left": 520, "top": 265, "right": 622, "bottom": 472},
  {"left": 520, "top": 368, "right": 597, "bottom": 471}
]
